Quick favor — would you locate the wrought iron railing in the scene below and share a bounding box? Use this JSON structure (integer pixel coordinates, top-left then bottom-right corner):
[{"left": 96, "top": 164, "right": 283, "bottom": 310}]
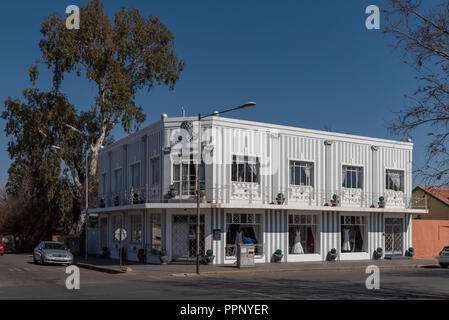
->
[{"left": 95, "top": 184, "right": 427, "bottom": 210}]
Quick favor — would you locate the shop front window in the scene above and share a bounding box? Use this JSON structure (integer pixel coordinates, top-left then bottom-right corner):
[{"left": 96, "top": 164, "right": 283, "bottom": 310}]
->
[
  {"left": 130, "top": 214, "right": 142, "bottom": 243},
  {"left": 225, "top": 213, "right": 262, "bottom": 256},
  {"left": 150, "top": 213, "right": 161, "bottom": 253},
  {"left": 340, "top": 216, "right": 366, "bottom": 253},
  {"left": 288, "top": 214, "right": 318, "bottom": 254}
]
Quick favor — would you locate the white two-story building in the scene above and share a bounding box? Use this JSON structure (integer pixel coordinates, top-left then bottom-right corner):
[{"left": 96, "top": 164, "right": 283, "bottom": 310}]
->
[{"left": 90, "top": 115, "right": 427, "bottom": 264}]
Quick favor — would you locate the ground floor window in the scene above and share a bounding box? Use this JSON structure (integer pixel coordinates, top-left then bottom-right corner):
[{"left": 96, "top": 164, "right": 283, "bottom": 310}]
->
[
  {"left": 341, "top": 215, "right": 366, "bottom": 253},
  {"left": 288, "top": 214, "right": 318, "bottom": 254},
  {"left": 150, "top": 213, "right": 162, "bottom": 253},
  {"left": 129, "top": 214, "right": 142, "bottom": 243},
  {"left": 225, "top": 213, "right": 263, "bottom": 257}
]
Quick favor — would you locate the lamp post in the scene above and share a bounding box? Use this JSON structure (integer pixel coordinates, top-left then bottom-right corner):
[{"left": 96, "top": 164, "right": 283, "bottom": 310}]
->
[
  {"left": 195, "top": 102, "right": 256, "bottom": 274},
  {"left": 64, "top": 124, "right": 90, "bottom": 261}
]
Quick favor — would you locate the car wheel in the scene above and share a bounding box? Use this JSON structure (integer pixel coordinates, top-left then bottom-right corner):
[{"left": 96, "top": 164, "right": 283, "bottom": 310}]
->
[
  {"left": 33, "top": 256, "right": 37, "bottom": 264},
  {"left": 440, "top": 264, "right": 448, "bottom": 268}
]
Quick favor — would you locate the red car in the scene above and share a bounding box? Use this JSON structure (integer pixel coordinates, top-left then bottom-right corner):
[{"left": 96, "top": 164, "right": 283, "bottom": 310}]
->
[{"left": 0, "top": 242, "right": 4, "bottom": 255}]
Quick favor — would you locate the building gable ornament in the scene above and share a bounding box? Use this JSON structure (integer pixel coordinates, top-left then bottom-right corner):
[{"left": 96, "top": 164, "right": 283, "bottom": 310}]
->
[
  {"left": 324, "top": 140, "right": 333, "bottom": 146},
  {"left": 371, "top": 145, "right": 379, "bottom": 151}
]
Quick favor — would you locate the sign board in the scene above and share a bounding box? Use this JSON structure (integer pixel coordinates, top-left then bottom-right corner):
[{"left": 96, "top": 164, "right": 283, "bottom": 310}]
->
[{"left": 114, "top": 228, "right": 127, "bottom": 241}]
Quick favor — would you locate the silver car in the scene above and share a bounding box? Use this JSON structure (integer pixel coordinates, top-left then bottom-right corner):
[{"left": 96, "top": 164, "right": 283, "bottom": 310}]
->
[
  {"left": 439, "top": 246, "right": 449, "bottom": 268},
  {"left": 33, "top": 241, "right": 74, "bottom": 265}
]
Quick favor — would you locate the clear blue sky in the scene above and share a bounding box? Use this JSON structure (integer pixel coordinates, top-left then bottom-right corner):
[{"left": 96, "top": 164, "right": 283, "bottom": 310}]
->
[{"left": 0, "top": 0, "right": 432, "bottom": 187}]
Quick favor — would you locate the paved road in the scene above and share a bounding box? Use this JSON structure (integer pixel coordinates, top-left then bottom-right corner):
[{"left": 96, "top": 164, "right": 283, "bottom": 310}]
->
[{"left": 1, "top": 254, "right": 449, "bottom": 299}]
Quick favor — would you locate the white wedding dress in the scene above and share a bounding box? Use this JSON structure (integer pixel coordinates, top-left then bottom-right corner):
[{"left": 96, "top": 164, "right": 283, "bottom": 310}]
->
[
  {"left": 342, "top": 228, "right": 351, "bottom": 252},
  {"left": 292, "top": 230, "right": 304, "bottom": 254}
]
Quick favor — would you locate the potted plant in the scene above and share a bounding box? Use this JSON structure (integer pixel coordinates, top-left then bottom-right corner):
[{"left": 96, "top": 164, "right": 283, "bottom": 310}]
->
[
  {"left": 168, "top": 184, "right": 177, "bottom": 198},
  {"left": 200, "top": 183, "right": 206, "bottom": 202},
  {"left": 406, "top": 247, "right": 414, "bottom": 257},
  {"left": 101, "top": 246, "right": 110, "bottom": 258},
  {"left": 374, "top": 247, "right": 383, "bottom": 259},
  {"left": 203, "top": 249, "right": 215, "bottom": 264},
  {"left": 99, "top": 198, "right": 105, "bottom": 208},
  {"left": 330, "top": 194, "right": 339, "bottom": 206},
  {"left": 137, "top": 248, "right": 146, "bottom": 263},
  {"left": 378, "top": 196, "right": 386, "bottom": 208},
  {"left": 159, "top": 249, "right": 168, "bottom": 264},
  {"left": 114, "top": 195, "right": 120, "bottom": 206},
  {"left": 276, "top": 193, "right": 285, "bottom": 205},
  {"left": 272, "top": 249, "right": 283, "bottom": 263},
  {"left": 327, "top": 248, "right": 337, "bottom": 261}
]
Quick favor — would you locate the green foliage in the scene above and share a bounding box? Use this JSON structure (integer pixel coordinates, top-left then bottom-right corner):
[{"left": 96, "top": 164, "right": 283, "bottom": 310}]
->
[
  {"left": 330, "top": 248, "right": 337, "bottom": 254},
  {"left": 275, "top": 249, "right": 282, "bottom": 255},
  {"left": 206, "top": 249, "right": 213, "bottom": 256}
]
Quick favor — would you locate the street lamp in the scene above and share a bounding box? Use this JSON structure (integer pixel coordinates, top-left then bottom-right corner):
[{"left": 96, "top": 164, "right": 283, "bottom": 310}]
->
[
  {"left": 195, "top": 102, "right": 256, "bottom": 274},
  {"left": 64, "top": 124, "right": 90, "bottom": 261}
]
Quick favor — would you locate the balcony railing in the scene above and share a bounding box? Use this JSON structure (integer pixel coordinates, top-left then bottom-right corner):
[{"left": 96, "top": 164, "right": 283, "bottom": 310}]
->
[{"left": 95, "top": 184, "right": 427, "bottom": 210}]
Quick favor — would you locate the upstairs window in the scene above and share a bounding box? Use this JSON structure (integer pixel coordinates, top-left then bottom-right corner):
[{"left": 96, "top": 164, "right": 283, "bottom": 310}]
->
[
  {"left": 386, "top": 170, "right": 404, "bottom": 192},
  {"left": 113, "top": 168, "right": 122, "bottom": 193},
  {"left": 342, "top": 166, "right": 363, "bottom": 189},
  {"left": 290, "top": 161, "right": 313, "bottom": 187},
  {"left": 232, "top": 155, "right": 260, "bottom": 183},
  {"left": 172, "top": 154, "right": 205, "bottom": 196},
  {"left": 151, "top": 157, "right": 160, "bottom": 185},
  {"left": 130, "top": 163, "right": 141, "bottom": 188}
]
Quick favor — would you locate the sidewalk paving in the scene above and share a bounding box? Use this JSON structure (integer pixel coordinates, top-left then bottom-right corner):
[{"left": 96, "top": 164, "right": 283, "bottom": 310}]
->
[{"left": 74, "top": 256, "right": 439, "bottom": 277}]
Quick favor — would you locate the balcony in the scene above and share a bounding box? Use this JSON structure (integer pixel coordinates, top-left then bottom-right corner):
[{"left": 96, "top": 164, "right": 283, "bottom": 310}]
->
[{"left": 94, "top": 184, "right": 427, "bottom": 211}]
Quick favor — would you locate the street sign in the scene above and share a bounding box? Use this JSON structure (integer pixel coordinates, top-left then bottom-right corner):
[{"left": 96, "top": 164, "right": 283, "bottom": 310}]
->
[{"left": 114, "top": 228, "right": 127, "bottom": 241}]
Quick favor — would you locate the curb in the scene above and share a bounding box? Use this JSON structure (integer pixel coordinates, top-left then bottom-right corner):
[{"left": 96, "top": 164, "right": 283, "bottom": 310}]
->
[
  {"left": 172, "top": 264, "right": 436, "bottom": 277},
  {"left": 74, "top": 262, "right": 127, "bottom": 274}
]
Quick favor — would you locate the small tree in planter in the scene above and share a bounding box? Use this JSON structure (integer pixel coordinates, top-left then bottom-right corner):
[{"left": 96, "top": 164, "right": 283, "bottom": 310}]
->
[
  {"left": 167, "top": 184, "right": 177, "bottom": 199},
  {"left": 159, "top": 250, "right": 168, "bottom": 264},
  {"left": 276, "top": 193, "right": 285, "bottom": 205},
  {"left": 378, "top": 196, "right": 386, "bottom": 208},
  {"left": 272, "top": 249, "right": 283, "bottom": 263},
  {"left": 406, "top": 247, "right": 414, "bottom": 257},
  {"left": 330, "top": 194, "right": 339, "bottom": 207},
  {"left": 374, "top": 247, "right": 383, "bottom": 259},
  {"left": 203, "top": 249, "right": 215, "bottom": 264},
  {"left": 114, "top": 195, "right": 120, "bottom": 206},
  {"left": 200, "top": 183, "right": 207, "bottom": 202},
  {"left": 327, "top": 248, "right": 337, "bottom": 261}
]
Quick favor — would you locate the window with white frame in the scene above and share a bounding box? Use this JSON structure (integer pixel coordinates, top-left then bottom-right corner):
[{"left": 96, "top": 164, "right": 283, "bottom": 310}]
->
[
  {"left": 150, "top": 213, "right": 162, "bottom": 253},
  {"left": 342, "top": 166, "right": 363, "bottom": 189},
  {"left": 290, "top": 161, "right": 314, "bottom": 186},
  {"left": 225, "top": 213, "right": 263, "bottom": 257},
  {"left": 340, "top": 215, "right": 366, "bottom": 253},
  {"left": 172, "top": 154, "right": 205, "bottom": 196},
  {"left": 386, "top": 169, "right": 404, "bottom": 192},
  {"left": 231, "top": 155, "right": 260, "bottom": 183},
  {"left": 288, "top": 214, "right": 318, "bottom": 254},
  {"left": 113, "top": 168, "right": 122, "bottom": 193},
  {"left": 130, "top": 214, "right": 142, "bottom": 243},
  {"left": 151, "top": 157, "right": 160, "bottom": 185},
  {"left": 101, "top": 173, "right": 107, "bottom": 194},
  {"left": 130, "top": 163, "right": 141, "bottom": 188}
]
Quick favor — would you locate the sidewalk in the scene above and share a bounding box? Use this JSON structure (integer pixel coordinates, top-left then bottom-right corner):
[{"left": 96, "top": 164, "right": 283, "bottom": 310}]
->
[{"left": 74, "top": 256, "right": 439, "bottom": 276}]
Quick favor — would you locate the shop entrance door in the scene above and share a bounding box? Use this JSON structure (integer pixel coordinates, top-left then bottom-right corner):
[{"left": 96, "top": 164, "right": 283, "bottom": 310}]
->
[
  {"left": 172, "top": 215, "right": 205, "bottom": 261},
  {"left": 385, "top": 218, "right": 404, "bottom": 256}
]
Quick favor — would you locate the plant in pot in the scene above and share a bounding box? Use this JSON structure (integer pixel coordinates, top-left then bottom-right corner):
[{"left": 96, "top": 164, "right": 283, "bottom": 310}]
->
[
  {"left": 374, "top": 247, "right": 383, "bottom": 259},
  {"left": 276, "top": 193, "right": 285, "bottom": 205},
  {"left": 204, "top": 249, "right": 215, "bottom": 264},
  {"left": 168, "top": 184, "right": 177, "bottom": 198},
  {"left": 101, "top": 246, "right": 110, "bottom": 258},
  {"left": 137, "top": 248, "right": 146, "bottom": 263},
  {"left": 159, "top": 249, "right": 169, "bottom": 264},
  {"left": 200, "top": 183, "right": 206, "bottom": 202},
  {"left": 114, "top": 195, "right": 120, "bottom": 206},
  {"left": 327, "top": 248, "right": 337, "bottom": 261},
  {"left": 330, "top": 194, "right": 339, "bottom": 206},
  {"left": 406, "top": 247, "right": 414, "bottom": 257},
  {"left": 378, "top": 196, "right": 386, "bottom": 208},
  {"left": 99, "top": 198, "right": 105, "bottom": 208},
  {"left": 272, "top": 249, "right": 283, "bottom": 263}
]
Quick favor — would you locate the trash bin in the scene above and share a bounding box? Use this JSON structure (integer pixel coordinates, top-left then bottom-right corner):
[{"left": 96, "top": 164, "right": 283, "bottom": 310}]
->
[{"left": 236, "top": 244, "right": 255, "bottom": 268}]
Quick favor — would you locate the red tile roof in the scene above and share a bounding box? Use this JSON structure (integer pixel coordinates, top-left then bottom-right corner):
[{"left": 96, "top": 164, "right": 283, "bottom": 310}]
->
[{"left": 418, "top": 186, "right": 449, "bottom": 207}]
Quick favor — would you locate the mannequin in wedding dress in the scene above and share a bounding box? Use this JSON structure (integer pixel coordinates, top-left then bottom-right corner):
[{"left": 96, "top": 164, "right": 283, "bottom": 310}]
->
[
  {"left": 292, "top": 229, "right": 304, "bottom": 254},
  {"left": 342, "top": 228, "right": 351, "bottom": 252}
]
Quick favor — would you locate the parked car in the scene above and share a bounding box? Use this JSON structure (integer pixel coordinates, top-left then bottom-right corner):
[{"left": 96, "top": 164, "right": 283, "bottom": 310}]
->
[
  {"left": 439, "top": 246, "right": 449, "bottom": 268},
  {"left": 0, "top": 242, "right": 4, "bottom": 255},
  {"left": 33, "top": 241, "right": 73, "bottom": 265}
]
